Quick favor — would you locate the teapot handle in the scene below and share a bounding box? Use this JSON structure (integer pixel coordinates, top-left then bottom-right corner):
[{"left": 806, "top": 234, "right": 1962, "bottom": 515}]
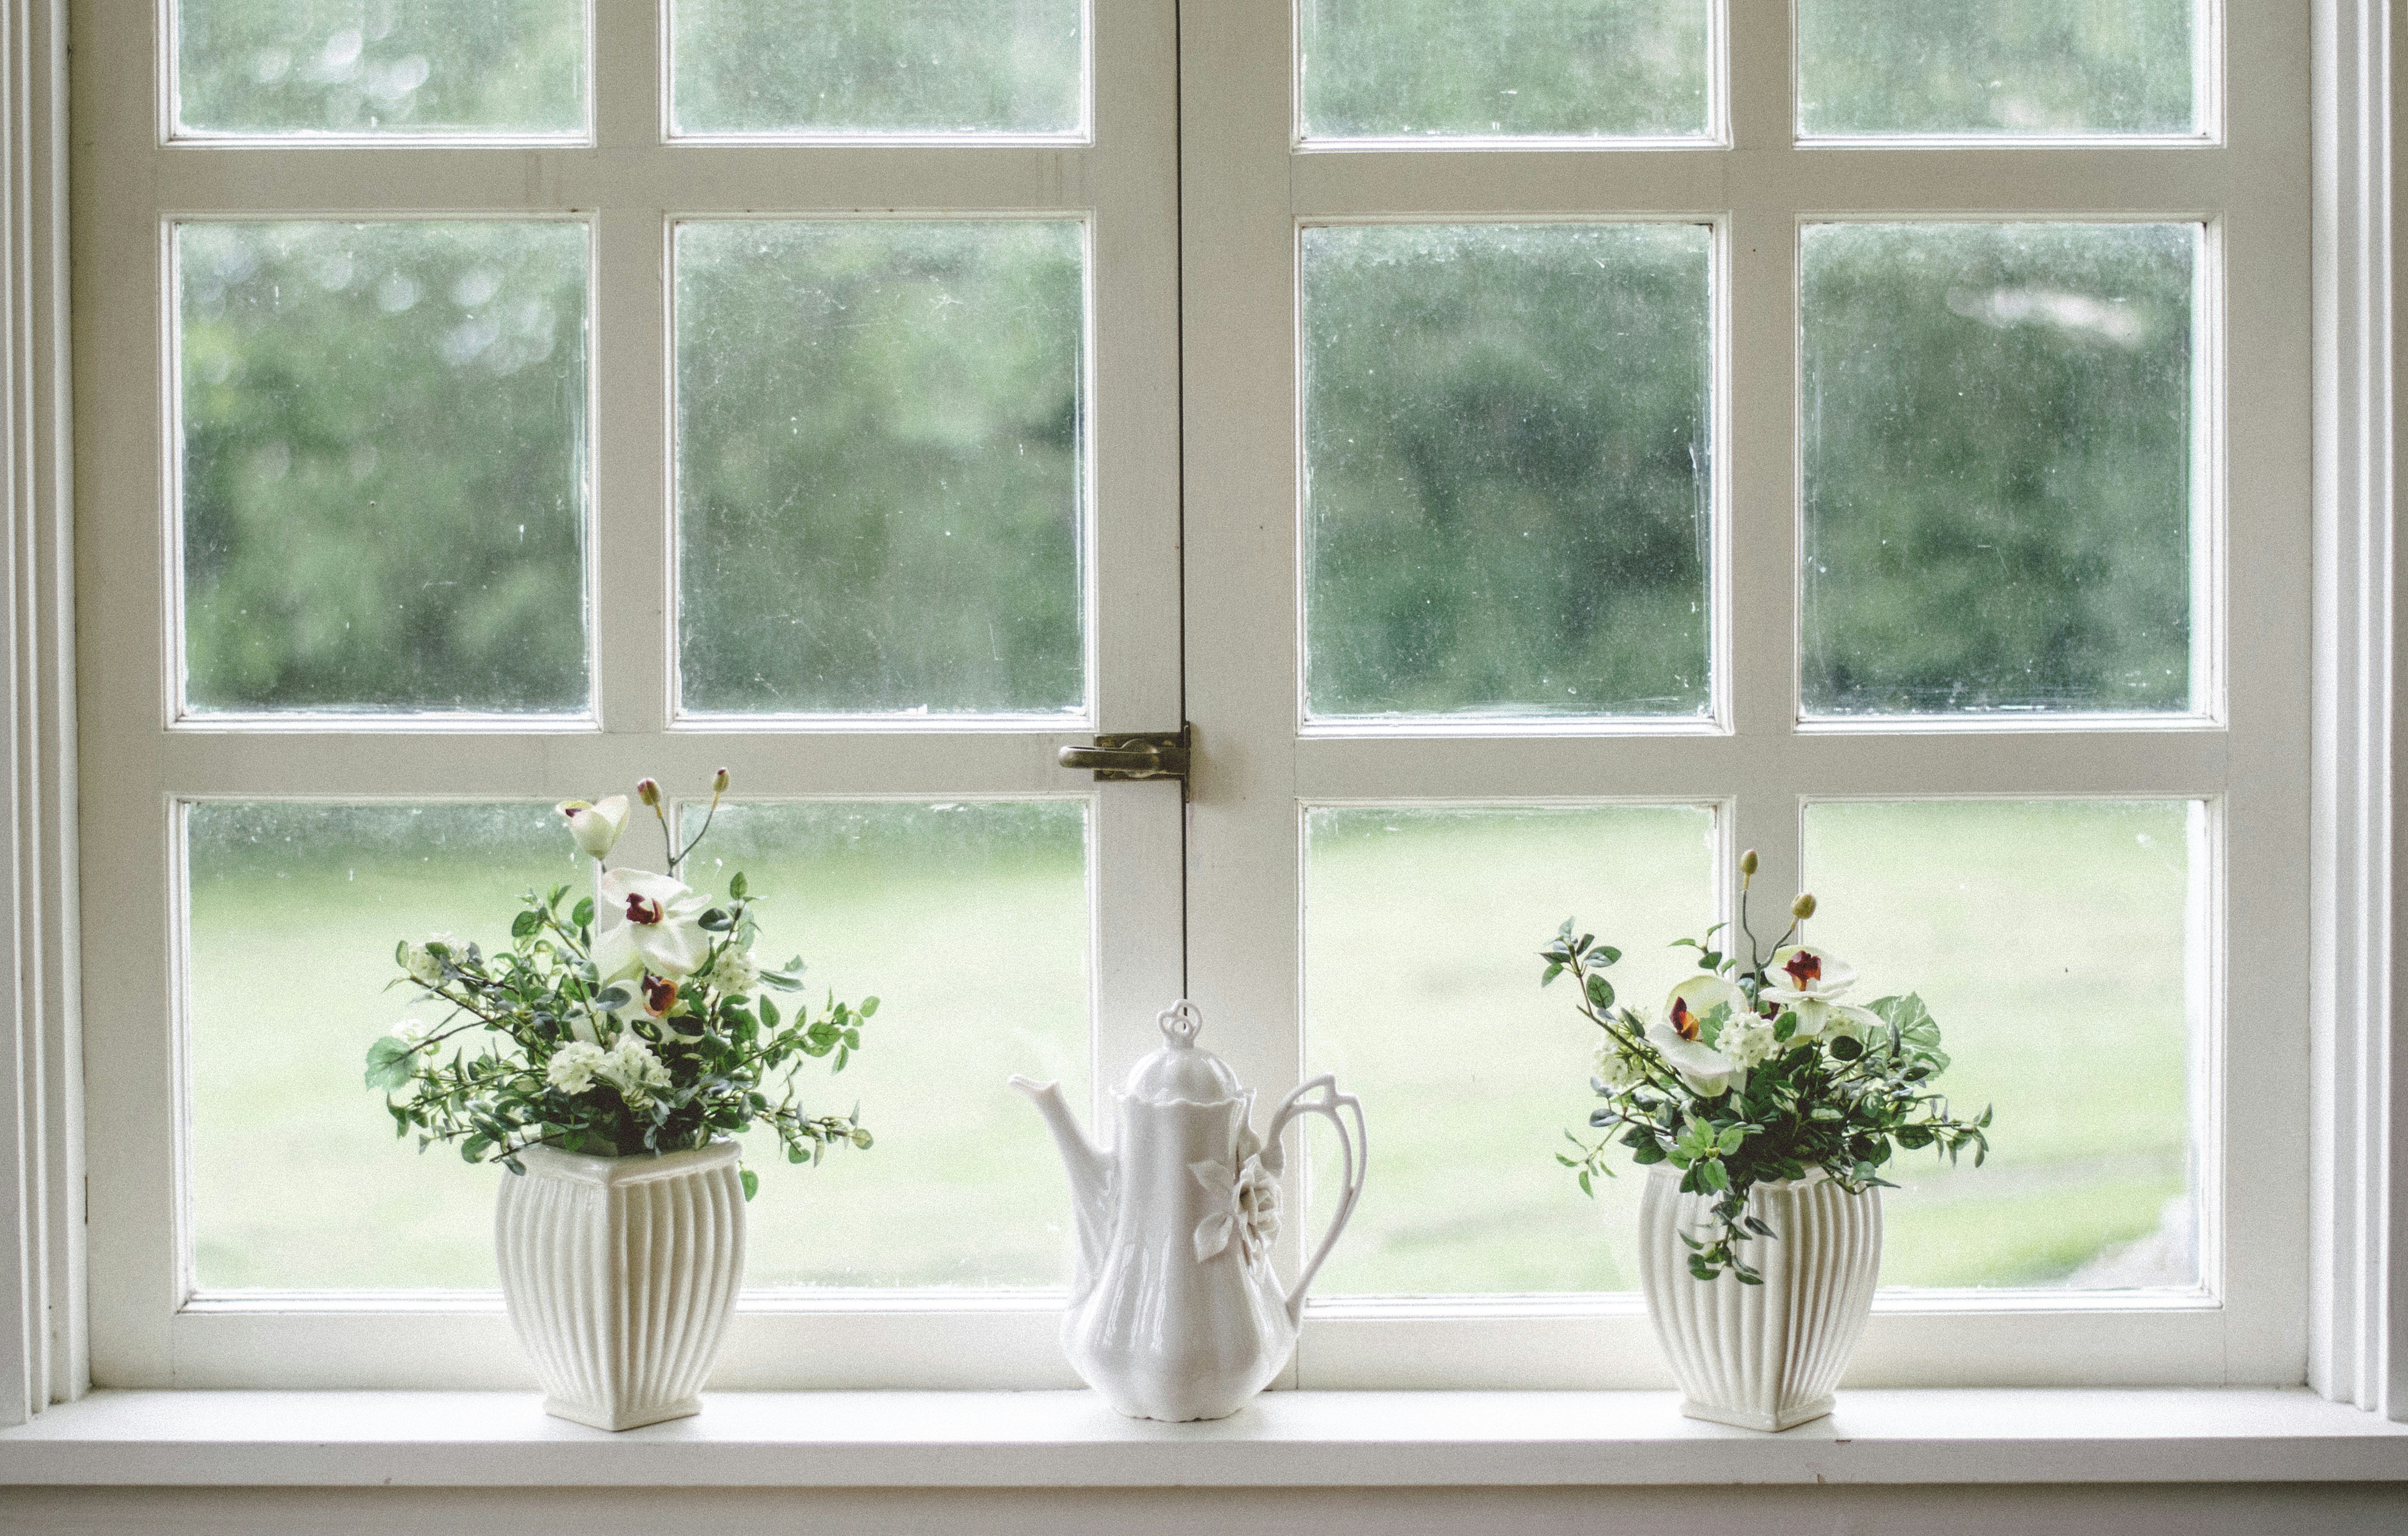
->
[{"left": 1266, "top": 1074, "right": 1367, "bottom": 1329}]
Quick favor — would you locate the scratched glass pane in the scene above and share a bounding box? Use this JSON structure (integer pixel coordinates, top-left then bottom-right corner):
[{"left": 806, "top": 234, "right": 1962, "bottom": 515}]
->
[
  {"left": 1798, "top": 0, "right": 2198, "bottom": 138},
  {"left": 177, "top": 222, "right": 589, "bottom": 714},
  {"left": 672, "top": 0, "right": 1084, "bottom": 137},
  {"left": 1304, "top": 805, "right": 1716, "bottom": 1294},
  {"left": 1803, "top": 800, "right": 2203, "bottom": 1290},
  {"left": 186, "top": 798, "right": 1090, "bottom": 1292},
  {"left": 1302, "top": 223, "right": 1712, "bottom": 721},
  {"left": 1800, "top": 223, "right": 2196, "bottom": 716},
  {"left": 1299, "top": 0, "right": 1710, "bottom": 140},
  {"left": 676, "top": 221, "right": 1085, "bottom": 716},
  {"left": 176, "top": 0, "right": 585, "bottom": 136}
]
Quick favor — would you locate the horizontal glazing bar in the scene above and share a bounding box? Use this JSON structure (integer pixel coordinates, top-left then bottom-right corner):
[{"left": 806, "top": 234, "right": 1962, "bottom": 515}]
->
[
  {"left": 148, "top": 145, "right": 1104, "bottom": 213},
  {"left": 1289, "top": 730, "right": 2225, "bottom": 800},
  {"left": 154, "top": 730, "right": 1104, "bottom": 796},
  {"left": 1290, "top": 146, "right": 2236, "bottom": 217}
]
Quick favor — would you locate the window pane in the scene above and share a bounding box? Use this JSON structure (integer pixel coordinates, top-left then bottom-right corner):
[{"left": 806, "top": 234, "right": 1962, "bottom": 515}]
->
[
  {"left": 1302, "top": 224, "right": 1712, "bottom": 722},
  {"left": 1298, "top": 0, "right": 1710, "bottom": 140},
  {"left": 676, "top": 221, "right": 1085, "bottom": 717},
  {"left": 1800, "top": 223, "right": 2196, "bottom": 717},
  {"left": 1802, "top": 800, "right": 2203, "bottom": 1289},
  {"left": 1798, "top": 0, "right": 2198, "bottom": 138},
  {"left": 681, "top": 801, "right": 1089, "bottom": 1287},
  {"left": 186, "top": 798, "right": 1090, "bottom": 1292},
  {"left": 1303, "top": 804, "right": 1715, "bottom": 1294},
  {"left": 671, "top": 0, "right": 1084, "bottom": 138},
  {"left": 178, "top": 222, "right": 589, "bottom": 715},
  {"left": 176, "top": 0, "right": 584, "bottom": 136},
  {"left": 187, "top": 802, "right": 581, "bottom": 1289}
]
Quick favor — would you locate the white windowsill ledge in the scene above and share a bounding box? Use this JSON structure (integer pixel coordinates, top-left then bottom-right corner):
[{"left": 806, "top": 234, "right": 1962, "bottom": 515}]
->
[{"left": 2, "top": 1388, "right": 2405, "bottom": 1488}]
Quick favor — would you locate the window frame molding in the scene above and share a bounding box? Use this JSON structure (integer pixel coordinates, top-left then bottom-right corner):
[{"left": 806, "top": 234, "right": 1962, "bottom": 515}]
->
[{"left": 0, "top": 0, "right": 2401, "bottom": 1424}]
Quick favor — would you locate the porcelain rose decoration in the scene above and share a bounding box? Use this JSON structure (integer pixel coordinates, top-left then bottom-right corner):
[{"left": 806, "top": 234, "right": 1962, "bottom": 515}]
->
[{"left": 1191, "top": 1141, "right": 1283, "bottom": 1269}]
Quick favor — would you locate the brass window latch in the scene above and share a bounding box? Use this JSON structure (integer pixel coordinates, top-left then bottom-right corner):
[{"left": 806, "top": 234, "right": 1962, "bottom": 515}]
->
[{"left": 1059, "top": 724, "right": 1192, "bottom": 796}]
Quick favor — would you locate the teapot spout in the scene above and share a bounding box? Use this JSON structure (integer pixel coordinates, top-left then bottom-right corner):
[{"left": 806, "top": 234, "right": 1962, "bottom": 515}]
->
[{"left": 1009, "top": 1075, "right": 1114, "bottom": 1284}]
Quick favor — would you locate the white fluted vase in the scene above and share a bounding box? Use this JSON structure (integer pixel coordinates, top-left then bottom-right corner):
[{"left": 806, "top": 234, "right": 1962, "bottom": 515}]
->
[
  {"left": 1638, "top": 1164, "right": 1881, "bottom": 1432},
  {"left": 495, "top": 1138, "right": 746, "bottom": 1431}
]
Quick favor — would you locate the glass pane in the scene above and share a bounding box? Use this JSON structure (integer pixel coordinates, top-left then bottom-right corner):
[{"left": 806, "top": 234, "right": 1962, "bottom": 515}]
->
[
  {"left": 178, "top": 222, "right": 589, "bottom": 715},
  {"left": 187, "top": 802, "right": 582, "bottom": 1289},
  {"left": 176, "top": 0, "right": 584, "bottom": 136},
  {"left": 681, "top": 801, "right": 1089, "bottom": 1287},
  {"left": 676, "top": 221, "right": 1085, "bottom": 716},
  {"left": 1798, "top": 0, "right": 2198, "bottom": 138},
  {"left": 671, "top": 0, "right": 1084, "bottom": 138},
  {"left": 1299, "top": 0, "right": 1710, "bottom": 140},
  {"left": 1304, "top": 804, "right": 1716, "bottom": 1294},
  {"left": 1302, "top": 224, "right": 1712, "bottom": 722},
  {"left": 186, "top": 798, "right": 1089, "bottom": 1291},
  {"left": 1802, "top": 800, "right": 2203, "bottom": 1289},
  {"left": 1800, "top": 223, "right": 2196, "bottom": 717}
]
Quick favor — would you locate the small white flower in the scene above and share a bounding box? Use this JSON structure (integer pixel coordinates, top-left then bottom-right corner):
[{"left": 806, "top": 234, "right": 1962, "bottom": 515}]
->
[
  {"left": 401, "top": 931, "right": 457, "bottom": 987},
  {"left": 599, "top": 1035, "right": 671, "bottom": 1103},
  {"left": 387, "top": 1017, "right": 432, "bottom": 1045},
  {"left": 547, "top": 1041, "right": 606, "bottom": 1095},
  {"left": 1721, "top": 1015, "right": 1782, "bottom": 1071},
  {"left": 700, "top": 948, "right": 762, "bottom": 999},
  {"left": 1593, "top": 1035, "right": 1644, "bottom": 1091},
  {"left": 556, "top": 794, "right": 630, "bottom": 861}
]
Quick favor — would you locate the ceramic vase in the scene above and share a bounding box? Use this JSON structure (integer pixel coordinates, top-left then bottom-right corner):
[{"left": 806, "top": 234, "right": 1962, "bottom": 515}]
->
[
  {"left": 1638, "top": 1163, "right": 1881, "bottom": 1431},
  {"left": 495, "top": 1137, "right": 746, "bottom": 1430}
]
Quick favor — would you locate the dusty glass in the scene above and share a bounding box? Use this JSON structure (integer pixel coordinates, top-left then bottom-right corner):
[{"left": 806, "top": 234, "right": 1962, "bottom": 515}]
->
[
  {"left": 671, "top": 0, "right": 1084, "bottom": 137},
  {"left": 1302, "top": 223, "right": 1713, "bottom": 722},
  {"left": 186, "top": 798, "right": 1090, "bottom": 1291},
  {"left": 176, "top": 0, "right": 585, "bottom": 136},
  {"left": 1303, "top": 804, "right": 1716, "bottom": 1294},
  {"left": 1798, "top": 0, "right": 2198, "bottom": 138},
  {"left": 177, "top": 221, "right": 589, "bottom": 715},
  {"left": 1802, "top": 799, "right": 2203, "bottom": 1290},
  {"left": 676, "top": 221, "right": 1086, "bottom": 717},
  {"left": 1298, "top": 0, "right": 1710, "bottom": 140},
  {"left": 682, "top": 800, "right": 1089, "bottom": 1288},
  {"left": 1800, "top": 222, "right": 2197, "bottom": 717}
]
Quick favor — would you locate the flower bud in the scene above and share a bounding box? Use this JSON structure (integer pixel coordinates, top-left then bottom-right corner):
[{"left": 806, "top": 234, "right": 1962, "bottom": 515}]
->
[
  {"left": 712, "top": 766, "right": 730, "bottom": 794},
  {"left": 1739, "top": 849, "right": 1758, "bottom": 877},
  {"left": 556, "top": 795, "right": 628, "bottom": 861},
  {"left": 635, "top": 777, "right": 661, "bottom": 808},
  {"left": 1790, "top": 892, "right": 1816, "bottom": 920}
]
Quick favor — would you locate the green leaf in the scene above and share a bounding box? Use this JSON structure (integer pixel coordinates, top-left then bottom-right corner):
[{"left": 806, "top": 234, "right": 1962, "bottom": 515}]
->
[
  {"left": 1716, "top": 1125, "right": 1746, "bottom": 1155},
  {"left": 860, "top": 997, "right": 879, "bottom": 1018},
  {"left": 759, "top": 997, "right": 780, "bottom": 1028},
  {"left": 364, "top": 1035, "right": 418, "bottom": 1091},
  {"left": 729, "top": 871, "right": 749, "bottom": 900},
  {"left": 740, "top": 1168, "right": 759, "bottom": 1201},
  {"left": 571, "top": 896, "right": 595, "bottom": 928},
  {"left": 1594, "top": 946, "right": 1621, "bottom": 966},
  {"left": 1583, "top": 973, "right": 1616, "bottom": 1011},
  {"left": 511, "top": 909, "right": 540, "bottom": 939}
]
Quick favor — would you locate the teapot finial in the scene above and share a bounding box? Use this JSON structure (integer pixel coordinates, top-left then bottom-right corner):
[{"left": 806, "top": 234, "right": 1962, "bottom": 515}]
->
[{"left": 1157, "top": 999, "right": 1205, "bottom": 1047}]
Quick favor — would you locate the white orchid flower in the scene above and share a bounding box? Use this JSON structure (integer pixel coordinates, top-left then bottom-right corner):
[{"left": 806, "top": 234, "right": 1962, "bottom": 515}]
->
[
  {"left": 592, "top": 868, "right": 712, "bottom": 982},
  {"left": 556, "top": 795, "right": 630, "bottom": 861},
  {"left": 1664, "top": 972, "right": 1748, "bottom": 1042},
  {"left": 1646, "top": 1021, "right": 1744, "bottom": 1098},
  {"left": 1760, "top": 945, "right": 1881, "bottom": 1042}
]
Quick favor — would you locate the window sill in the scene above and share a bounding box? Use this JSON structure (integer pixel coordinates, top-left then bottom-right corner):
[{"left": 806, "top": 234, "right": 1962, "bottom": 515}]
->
[{"left": 2, "top": 1388, "right": 2403, "bottom": 1488}]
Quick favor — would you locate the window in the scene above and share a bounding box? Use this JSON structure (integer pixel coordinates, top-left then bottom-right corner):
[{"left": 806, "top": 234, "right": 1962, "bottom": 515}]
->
[{"left": 72, "top": 0, "right": 2311, "bottom": 1392}]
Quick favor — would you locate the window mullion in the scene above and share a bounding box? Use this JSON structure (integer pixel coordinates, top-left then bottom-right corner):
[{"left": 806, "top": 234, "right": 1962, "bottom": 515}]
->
[{"left": 591, "top": 208, "right": 671, "bottom": 735}]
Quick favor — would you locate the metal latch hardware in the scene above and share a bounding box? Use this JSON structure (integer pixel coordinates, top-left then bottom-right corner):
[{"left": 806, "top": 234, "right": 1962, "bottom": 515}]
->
[{"left": 1059, "top": 725, "right": 1192, "bottom": 794}]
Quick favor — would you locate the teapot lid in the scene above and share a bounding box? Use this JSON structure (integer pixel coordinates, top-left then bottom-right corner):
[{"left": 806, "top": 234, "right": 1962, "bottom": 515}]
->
[{"left": 1121, "top": 1001, "right": 1245, "bottom": 1105}]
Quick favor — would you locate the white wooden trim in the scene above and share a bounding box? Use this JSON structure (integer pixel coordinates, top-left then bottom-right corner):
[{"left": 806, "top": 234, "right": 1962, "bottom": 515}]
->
[
  {"left": 0, "top": 0, "right": 78, "bottom": 1429},
  {"left": 2309, "top": 0, "right": 2408, "bottom": 1423}
]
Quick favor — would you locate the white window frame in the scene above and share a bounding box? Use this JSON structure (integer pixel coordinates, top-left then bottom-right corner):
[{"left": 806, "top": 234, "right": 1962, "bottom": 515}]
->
[{"left": 0, "top": 0, "right": 2402, "bottom": 1421}]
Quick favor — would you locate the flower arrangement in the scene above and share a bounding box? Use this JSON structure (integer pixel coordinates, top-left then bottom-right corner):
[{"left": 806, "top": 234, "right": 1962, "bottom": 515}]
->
[
  {"left": 365, "top": 771, "right": 877, "bottom": 1198},
  {"left": 1543, "top": 849, "right": 1990, "bottom": 1283}
]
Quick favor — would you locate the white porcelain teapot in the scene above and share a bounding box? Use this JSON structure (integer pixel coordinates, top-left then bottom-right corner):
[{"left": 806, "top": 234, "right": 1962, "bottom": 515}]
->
[{"left": 1010, "top": 1000, "right": 1367, "bottom": 1421}]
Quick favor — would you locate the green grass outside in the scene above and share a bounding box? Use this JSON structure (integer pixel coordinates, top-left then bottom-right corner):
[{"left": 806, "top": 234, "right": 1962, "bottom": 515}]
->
[{"left": 189, "top": 798, "right": 2195, "bottom": 1294}]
